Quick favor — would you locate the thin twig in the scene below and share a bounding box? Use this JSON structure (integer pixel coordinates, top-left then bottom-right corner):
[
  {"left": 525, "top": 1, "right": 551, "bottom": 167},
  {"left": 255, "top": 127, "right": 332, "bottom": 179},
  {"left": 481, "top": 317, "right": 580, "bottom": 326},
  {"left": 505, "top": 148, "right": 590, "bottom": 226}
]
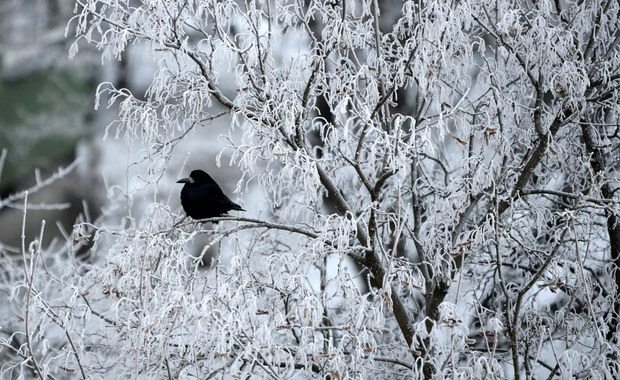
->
[
  {"left": 0, "top": 160, "right": 80, "bottom": 210},
  {"left": 21, "top": 193, "right": 44, "bottom": 380}
]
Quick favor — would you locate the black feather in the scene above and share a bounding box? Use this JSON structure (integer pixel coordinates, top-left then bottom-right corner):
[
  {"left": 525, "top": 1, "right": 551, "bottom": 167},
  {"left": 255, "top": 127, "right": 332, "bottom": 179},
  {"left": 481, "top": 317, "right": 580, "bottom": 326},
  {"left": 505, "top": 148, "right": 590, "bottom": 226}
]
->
[{"left": 177, "top": 169, "right": 245, "bottom": 221}]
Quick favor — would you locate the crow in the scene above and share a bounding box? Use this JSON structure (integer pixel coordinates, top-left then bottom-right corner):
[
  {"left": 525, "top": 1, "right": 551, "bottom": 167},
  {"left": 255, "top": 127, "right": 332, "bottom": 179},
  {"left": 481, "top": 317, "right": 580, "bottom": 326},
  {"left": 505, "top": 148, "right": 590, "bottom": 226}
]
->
[{"left": 176, "top": 169, "right": 245, "bottom": 221}]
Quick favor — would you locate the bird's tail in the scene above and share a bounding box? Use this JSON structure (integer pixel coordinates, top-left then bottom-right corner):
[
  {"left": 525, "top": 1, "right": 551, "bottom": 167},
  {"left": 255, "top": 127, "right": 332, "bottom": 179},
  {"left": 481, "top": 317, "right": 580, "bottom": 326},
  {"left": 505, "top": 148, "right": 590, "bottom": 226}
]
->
[{"left": 231, "top": 202, "right": 246, "bottom": 212}]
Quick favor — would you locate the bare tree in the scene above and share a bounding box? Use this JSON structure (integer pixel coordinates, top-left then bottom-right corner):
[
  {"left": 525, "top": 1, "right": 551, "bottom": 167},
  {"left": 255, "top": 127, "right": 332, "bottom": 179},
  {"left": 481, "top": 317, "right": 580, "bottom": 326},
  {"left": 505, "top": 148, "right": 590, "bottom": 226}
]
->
[{"left": 1, "top": 0, "right": 619, "bottom": 378}]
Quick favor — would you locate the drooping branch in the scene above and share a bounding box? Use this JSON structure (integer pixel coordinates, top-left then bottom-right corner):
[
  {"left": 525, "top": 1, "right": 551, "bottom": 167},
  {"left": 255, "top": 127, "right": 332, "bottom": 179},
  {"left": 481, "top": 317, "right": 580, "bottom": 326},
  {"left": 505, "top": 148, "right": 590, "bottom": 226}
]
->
[{"left": 581, "top": 121, "right": 620, "bottom": 347}]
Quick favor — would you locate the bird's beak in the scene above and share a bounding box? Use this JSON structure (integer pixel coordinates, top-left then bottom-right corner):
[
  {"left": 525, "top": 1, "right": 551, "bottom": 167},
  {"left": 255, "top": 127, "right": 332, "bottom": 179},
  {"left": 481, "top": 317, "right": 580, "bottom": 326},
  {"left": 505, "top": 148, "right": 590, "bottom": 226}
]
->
[{"left": 176, "top": 177, "right": 194, "bottom": 184}]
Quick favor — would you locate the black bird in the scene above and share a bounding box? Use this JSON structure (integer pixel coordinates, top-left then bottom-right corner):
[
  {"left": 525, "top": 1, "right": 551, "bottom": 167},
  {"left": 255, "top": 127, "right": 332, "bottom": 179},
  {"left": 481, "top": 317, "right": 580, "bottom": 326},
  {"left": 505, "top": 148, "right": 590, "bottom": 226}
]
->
[{"left": 176, "top": 169, "right": 245, "bottom": 221}]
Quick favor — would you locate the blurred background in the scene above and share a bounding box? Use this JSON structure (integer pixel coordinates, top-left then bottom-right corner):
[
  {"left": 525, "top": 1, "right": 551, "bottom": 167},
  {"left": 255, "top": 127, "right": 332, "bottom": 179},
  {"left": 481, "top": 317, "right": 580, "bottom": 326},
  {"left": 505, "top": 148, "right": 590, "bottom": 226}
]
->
[{"left": 0, "top": 0, "right": 98, "bottom": 250}]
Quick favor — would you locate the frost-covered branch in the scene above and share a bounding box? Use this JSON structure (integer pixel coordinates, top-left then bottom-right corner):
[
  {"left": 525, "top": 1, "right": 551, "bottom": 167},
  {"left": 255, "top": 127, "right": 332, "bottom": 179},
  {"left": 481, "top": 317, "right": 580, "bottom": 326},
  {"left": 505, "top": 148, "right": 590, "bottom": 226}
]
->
[
  {"left": 2, "top": 0, "right": 616, "bottom": 378},
  {"left": 0, "top": 160, "right": 80, "bottom": 210}
]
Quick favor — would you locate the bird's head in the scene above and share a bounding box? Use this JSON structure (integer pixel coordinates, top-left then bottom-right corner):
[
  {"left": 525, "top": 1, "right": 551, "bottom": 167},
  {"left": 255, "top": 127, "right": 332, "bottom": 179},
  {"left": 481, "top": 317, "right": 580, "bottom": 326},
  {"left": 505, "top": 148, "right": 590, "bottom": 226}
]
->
[{"left": 176, "top": 169, "right": 211, "bottom": 185}]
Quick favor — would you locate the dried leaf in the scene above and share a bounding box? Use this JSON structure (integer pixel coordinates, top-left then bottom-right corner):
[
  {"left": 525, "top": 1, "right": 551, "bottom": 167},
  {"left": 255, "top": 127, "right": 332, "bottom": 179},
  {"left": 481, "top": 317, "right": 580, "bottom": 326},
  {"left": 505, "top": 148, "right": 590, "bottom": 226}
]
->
[{"left": 451, "top": 135, "right": 468, "bottom": 145}]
